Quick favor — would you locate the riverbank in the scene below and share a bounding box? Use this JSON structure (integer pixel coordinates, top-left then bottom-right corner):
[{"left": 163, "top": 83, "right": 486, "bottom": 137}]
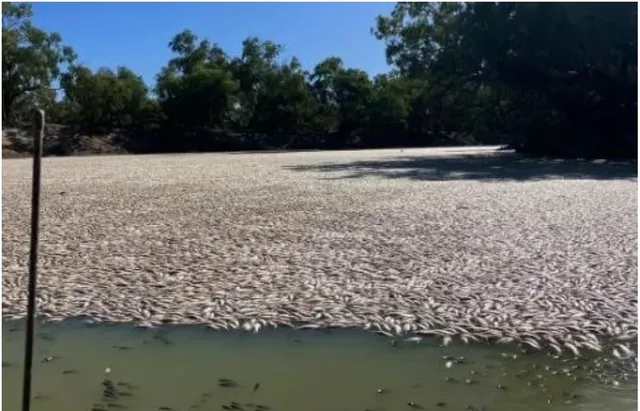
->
[{"left": 2, "top": 147, "right": 637, "bottom": 355}]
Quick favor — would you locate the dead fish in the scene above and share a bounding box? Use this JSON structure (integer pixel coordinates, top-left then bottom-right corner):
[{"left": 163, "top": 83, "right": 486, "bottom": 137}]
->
[
  {"left": 153, "top": 334, "right": 173, "bottom": 345},
  {"left": 218, "top": 379, "right": 239, "bottom": 388},
  {"left": 407, "top": 400, "right": 423, "bottom": 409}
]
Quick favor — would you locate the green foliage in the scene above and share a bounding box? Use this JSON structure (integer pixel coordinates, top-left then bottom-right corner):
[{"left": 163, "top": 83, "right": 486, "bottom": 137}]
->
[
  {"left": 60, "top": 65, "right": 149, "bottom": 132},
  {"left": 2, "top": 2, "right": 75, "bottom": 122},
  {"left": 375, "top": 2, "right": 637, "bottom": 157},
  {"left": 3, "top": 2, "right": 636, "bottom": 158}
]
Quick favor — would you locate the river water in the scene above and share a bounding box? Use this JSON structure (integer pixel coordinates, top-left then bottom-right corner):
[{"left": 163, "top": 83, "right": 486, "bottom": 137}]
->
[{"left": 2, "top": 319, "right": 636, "bottom": 411}]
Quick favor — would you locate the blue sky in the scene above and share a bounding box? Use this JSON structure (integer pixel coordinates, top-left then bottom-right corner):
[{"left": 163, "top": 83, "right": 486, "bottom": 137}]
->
[{"left": 31, "top": 2, "right": 395, "bottom": 87}]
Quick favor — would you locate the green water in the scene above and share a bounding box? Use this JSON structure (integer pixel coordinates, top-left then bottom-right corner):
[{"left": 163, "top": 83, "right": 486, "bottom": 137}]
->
[{"left": 2, "top": 319, "right": 636, "bottom": 411}]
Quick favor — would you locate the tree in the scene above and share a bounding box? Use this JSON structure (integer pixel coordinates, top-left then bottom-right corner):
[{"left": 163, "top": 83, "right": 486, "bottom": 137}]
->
[
  {"left": 374, "top": 2, "right": 637, "bottom": 158},
  {"left": 155, "top": 30, "right": 238, "bottom": 131},
  {"left": 60, "top": 65, "right": 149, "bottom": 131},
  {"left": 310, "top": 58, "right": 373, "bottom": 142},
  {"left": 2, "top": 2, "right": 75, "bottom": 122}
]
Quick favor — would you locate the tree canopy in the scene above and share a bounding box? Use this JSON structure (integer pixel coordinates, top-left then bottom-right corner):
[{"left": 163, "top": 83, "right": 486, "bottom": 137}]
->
[{"left": 3, "top": 2, "right": 637, "bottom": 159}]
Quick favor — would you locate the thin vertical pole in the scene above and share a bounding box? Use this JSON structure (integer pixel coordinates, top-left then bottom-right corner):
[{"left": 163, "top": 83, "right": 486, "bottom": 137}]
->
[{"left": 21, "top": 108, "right": 45, "bottom": 411}]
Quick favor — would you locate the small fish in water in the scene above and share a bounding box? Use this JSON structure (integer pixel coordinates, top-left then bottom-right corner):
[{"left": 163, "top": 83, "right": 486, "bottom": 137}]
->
[
  {"left": 218, "top": 378, "right": 239, "bottom": 388},
  {"left": 34, "top": 394, "right": 50, "bottom": 400},
  {"left": 153, "top": 334, "right": 173, "bottom": 345},
  {"left": 62, "top": 369, "right": 78, "bottom": 375},
  {"left": 407, "top": 400, "right": 423, "bottom": 409},
  {"left": 293, "top": 339, "right": 303, "bottom": 343},
  {"left": 444, "top": 377, "right": 457, "bottom": 383},
  {"left": 2, "top": 361, "right": 12, "bottom": 368},
  {"left": 91, "top": 407, "right": 107, "bottom": 411},
  {"left": 435, "top": 402, "right": 447, "bottom": 407},
  {"left": 158, "top": 407, "right": 174, "bottom": 411},
  {"left": 112, "top": 345, "right": 131, "bottom": 350},
  {"left": 106, "top": 404, "right": 127, "bottom": 409},
  {"left": 496, "top": 384, "right": 507, "bottom": 390},
  {"left": 253, "top": 383, "right": 261, "bottom": 392},
  {"left": 255, "top": 406, "right": 271, "bottom": 411},
  {"left": 41, "top": 356, "right": 55, "bottom": 363},
  {"left": 465, "top": 379, "right": 476, "bottom": 385},
  {"left": 376, "top": 387, "right": 387, "bottom": 394}
]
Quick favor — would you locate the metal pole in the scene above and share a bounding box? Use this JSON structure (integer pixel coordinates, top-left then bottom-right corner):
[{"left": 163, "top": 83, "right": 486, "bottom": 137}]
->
[{"left": 21, "top": 108, "right": 45, "bottom": 411}]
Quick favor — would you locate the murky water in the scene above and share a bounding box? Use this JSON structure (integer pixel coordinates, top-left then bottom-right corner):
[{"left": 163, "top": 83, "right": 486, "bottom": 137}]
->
[{"left": 2, "top": 319, "right": 636, "bottom": 411}]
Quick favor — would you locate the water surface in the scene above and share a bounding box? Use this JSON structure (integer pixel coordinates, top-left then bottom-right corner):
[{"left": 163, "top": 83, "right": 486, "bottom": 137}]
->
[{"left": 3, "top": 319, "right": 636, "bottom": 411}]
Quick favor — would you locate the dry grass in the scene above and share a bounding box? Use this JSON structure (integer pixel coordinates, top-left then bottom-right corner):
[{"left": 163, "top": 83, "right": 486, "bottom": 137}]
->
[{"left": 2, "top": 147, "right": 637, "bottom": 353}]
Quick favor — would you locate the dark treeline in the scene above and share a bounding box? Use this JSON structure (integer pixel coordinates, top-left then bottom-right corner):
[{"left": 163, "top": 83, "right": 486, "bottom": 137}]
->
[{"left": 3, "top": 2, "right": 637, "bottom": 158}]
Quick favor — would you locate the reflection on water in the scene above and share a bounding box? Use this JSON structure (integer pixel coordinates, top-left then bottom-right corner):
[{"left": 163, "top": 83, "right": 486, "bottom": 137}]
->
[{"left": 2, "top": 319, "right": 637, "bottom": 411}]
